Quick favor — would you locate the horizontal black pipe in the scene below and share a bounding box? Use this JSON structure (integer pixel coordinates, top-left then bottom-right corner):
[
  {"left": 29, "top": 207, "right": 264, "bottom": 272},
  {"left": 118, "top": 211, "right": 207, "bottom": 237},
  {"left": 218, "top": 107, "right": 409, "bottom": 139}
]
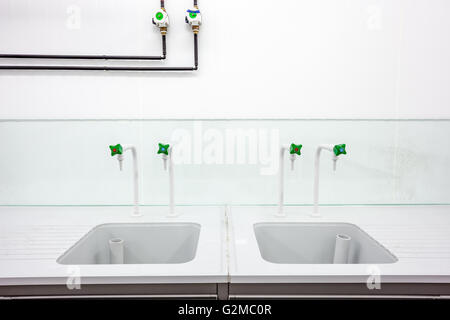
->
[
  {"left": 0, "top": 65, "right": 196, "bottom": 71},
  {"left": 0, "top": 35, "right": 167, "bottom": 61},
  {"left": 0, "top": 34, "right": 199, "bottom": 72}
]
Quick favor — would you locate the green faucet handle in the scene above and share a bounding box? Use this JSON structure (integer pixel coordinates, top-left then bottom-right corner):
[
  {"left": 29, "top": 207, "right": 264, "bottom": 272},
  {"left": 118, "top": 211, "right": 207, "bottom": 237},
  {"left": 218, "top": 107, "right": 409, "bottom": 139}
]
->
[
  {"left": 290, "top": 143, "right": 302, "bottom": 156},
  {"left": 155, "top": 11, "right": 164, "bottom": 21},
  {"left": 158, "top": 143, "right": 170, "bottom": 155},
  {"left": 333, "top": 144, "right": 347, "bottom": 156},
  {"left": 109, "top": 144, "right": 123, "bottom": 156}
]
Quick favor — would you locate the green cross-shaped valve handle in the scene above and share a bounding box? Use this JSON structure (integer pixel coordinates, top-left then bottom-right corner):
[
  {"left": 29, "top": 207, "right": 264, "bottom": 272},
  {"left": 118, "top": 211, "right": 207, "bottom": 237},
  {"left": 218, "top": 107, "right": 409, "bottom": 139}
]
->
[
  {"left": 333, "top": 144, "right": 347, "bottom": 156},
  {"left": 290, "top": 143, "right": 302, "bottom": 156},
  {"left": 158, "top": 143, "right": 170, "bottom": 156},
  {"left": 109, "top": 144, "right": 123, "bottom": 156}
]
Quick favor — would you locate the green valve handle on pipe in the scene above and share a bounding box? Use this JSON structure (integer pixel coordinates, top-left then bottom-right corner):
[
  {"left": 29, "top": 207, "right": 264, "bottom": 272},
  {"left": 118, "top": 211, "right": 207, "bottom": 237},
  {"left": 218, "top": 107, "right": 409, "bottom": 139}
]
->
[
  {"left": 290, "top": 143, "right": 302, "bottom": 156},
  {"left": 157, "top": 143, "right": 170, "bottom": 155},
  {"left": 152, "top": 9, "right": 169, "bottom": 34},
  {"left": 333, "top": 144, "right": 347, "bottom": 156},
  {"left": 156, "top": 12, "right": 164, "bottom": 21},
  {"left": 109, "top": 144, "right": 123, "bottom": 156}
]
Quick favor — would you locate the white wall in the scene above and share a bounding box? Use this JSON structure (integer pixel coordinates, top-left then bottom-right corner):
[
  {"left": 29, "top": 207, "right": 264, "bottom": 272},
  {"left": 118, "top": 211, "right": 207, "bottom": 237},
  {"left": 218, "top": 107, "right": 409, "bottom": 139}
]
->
[
  {"left": 0, "top": 0, "right": 449, "bottom": 120},
  {"left": 1, "top": 119, "right": 449, "bottom": 206}
]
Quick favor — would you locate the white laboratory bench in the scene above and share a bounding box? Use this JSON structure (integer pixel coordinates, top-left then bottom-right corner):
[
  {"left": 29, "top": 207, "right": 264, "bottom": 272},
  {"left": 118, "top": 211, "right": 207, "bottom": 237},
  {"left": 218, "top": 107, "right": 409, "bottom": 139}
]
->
[{"left": 1, "top": 205, "right": 450, "bottom": 299}]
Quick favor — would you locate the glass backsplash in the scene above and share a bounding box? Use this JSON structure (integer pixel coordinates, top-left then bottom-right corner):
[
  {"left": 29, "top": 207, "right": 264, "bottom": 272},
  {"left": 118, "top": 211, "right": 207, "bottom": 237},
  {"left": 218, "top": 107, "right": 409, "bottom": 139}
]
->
[{"left": 0, "top": 119, "right": 449, "bottom": 206}]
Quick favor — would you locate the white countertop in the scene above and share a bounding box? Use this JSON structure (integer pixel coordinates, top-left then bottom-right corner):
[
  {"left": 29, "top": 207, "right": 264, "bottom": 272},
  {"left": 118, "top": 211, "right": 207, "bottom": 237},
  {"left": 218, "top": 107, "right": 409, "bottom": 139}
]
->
[
  {"left": 228, "top": 205, "right": 450, "bottom": 283},
  {"left": 0, "top": 206, "right": 228, "bottom": 286},
  {"left": 1, "top": 205, "right": 450, "bottom": 287}
]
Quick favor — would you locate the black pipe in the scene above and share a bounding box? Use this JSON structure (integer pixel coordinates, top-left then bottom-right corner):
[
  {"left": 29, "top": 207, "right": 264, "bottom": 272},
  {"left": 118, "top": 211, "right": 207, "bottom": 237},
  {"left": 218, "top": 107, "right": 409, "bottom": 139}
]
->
[
  {"left": 162, "top": 35, "right": 167, "bottom": 57},
  {"left": 0, "top": 0, "right": 170, "bottom": 60},
  {"left": 0, "top": 34, "right": 199, "bottom": 72},
  {"left": 0, "top": 66, "right": 196, "bottom": 71},
  {"left": 0, "top": 35, "right": 167, "bottom": 61},
  {"left": 0, "top": 0, "right": 201, "bottom": 72},
  {"left": 194, "top": 33, "right": 198, "bottom": 68}
]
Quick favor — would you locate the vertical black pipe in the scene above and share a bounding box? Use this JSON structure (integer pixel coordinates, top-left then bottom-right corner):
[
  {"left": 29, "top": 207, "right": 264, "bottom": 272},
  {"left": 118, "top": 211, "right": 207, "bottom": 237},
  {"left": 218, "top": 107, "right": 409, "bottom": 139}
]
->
[
  {"left": 162, "top": 35, "right": 167, "bottom": 58},
  {"left": 194, "top": 33, "right": 198, "bottom": 68}
]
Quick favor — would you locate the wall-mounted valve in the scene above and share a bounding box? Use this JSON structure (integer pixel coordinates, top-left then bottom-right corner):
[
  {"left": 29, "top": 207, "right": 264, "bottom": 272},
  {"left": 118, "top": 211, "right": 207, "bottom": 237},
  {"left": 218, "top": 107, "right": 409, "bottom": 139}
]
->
[
  {"left": 152, "top": 8, "right": 170, "bottom": 35},
  {"left": 185, "top": 8, "right": 202, "bottom": 33}
]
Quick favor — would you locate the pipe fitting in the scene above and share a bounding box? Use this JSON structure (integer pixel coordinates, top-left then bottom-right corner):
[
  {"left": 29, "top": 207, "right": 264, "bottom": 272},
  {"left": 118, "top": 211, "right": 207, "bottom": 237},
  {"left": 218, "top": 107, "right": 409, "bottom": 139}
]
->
[
  {"left": 153, "top": 8, "right": 170, "bottom": 34},
  {"left": 185, "top": 8, "right": 202, "bottom": 33}
]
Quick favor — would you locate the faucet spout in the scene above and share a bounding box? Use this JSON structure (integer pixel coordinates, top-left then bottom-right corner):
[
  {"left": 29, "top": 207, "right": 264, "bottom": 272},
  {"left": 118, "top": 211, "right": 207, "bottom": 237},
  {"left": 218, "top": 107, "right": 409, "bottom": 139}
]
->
[
  {"left": 290, "top": 154, "right": 296, "bottom": 171},
  {"left": 117, "top": 154, "right": 124, "bottom": 171},
  {"left": 333, "top": 155, "right": 338, "bottom": 171},
  {"left": 162, "top": 154, "right": 168, "bottom": 170}
]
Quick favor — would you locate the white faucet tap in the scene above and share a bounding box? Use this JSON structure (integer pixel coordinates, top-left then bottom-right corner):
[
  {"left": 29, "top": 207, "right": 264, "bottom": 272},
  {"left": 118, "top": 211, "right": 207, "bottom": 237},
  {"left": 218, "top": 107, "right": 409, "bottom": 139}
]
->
[
  {"left": 109, "top": 144, "right": 141, "bottom": 217},
  {"left": 312, "top": 144, "right": 347, "bottom": 217},
  {"left": 277, "top": 143, "right": 303, "bottom": 217},
  {"left": 158, "top": 143, "right": 176, "bottom": 217}
]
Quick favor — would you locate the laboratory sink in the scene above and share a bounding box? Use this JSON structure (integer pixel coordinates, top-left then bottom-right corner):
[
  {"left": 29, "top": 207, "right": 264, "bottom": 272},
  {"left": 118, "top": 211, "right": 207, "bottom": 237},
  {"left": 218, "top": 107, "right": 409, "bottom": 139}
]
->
[
  {"left": 254, "top": 223, "right": 397, "bottom": 264},
  {"left": 57, "top": 223, "right": 201, "bottom": 265}
]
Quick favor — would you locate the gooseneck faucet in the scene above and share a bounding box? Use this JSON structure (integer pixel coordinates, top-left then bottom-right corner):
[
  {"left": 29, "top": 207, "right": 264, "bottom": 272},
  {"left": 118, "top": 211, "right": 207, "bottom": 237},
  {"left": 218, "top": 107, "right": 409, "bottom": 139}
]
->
[
  {"left": 277, "top": 143, "right": 302, "bottom": 217},
  {"left": 158, "top": 143, "right": 176, "bottom": 217},
  {"left": 109, "top": 144, "right": 142, "bottom": 217},
  {"left": 312, "top": 144, "right": 347, "bottom": 217}
]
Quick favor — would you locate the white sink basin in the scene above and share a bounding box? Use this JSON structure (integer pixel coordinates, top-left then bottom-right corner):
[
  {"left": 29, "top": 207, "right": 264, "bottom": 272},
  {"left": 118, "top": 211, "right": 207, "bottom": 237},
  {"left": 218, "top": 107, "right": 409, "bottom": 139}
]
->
[
  {"left": 254, "top": 223, "right": 397, "bottom": 264},
  {"left": 57, "top": 223, "right": 201, "bottom": 265}
]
